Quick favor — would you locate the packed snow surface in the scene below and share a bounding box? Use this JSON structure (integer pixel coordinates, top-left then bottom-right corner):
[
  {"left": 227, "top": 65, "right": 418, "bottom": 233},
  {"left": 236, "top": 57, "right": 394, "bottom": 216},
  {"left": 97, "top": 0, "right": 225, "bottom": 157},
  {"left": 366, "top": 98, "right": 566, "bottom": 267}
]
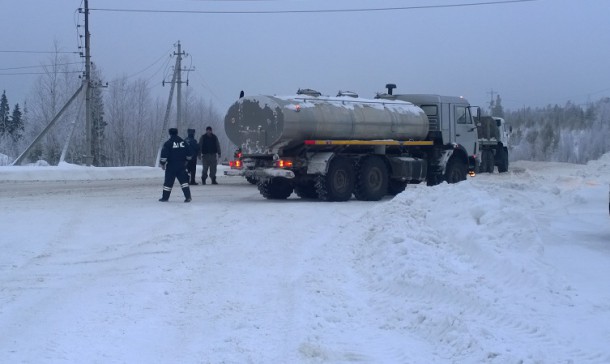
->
[{"left": 1, "top": 155, "right": 609, "bottom": 363}]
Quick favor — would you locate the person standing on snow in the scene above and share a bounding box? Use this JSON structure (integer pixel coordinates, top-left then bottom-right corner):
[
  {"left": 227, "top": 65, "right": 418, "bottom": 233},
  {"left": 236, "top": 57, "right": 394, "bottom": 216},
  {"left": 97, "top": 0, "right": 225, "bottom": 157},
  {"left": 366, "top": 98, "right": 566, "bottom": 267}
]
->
[
  {"left": 198, "top": 126, "right": 221, "bottom": 185},
  {"left": 184, "top": 128, "right": 200, "bottom": 185},
  {"left": 159, "top": 128, "right": 192, "bottom": 202}
]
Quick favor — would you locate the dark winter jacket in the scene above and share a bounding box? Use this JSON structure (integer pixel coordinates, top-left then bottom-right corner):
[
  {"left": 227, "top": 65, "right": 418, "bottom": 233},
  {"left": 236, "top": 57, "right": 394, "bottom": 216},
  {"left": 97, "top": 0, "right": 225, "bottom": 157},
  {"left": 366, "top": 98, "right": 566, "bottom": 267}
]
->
[
  {"left": 160, "top": 135, "right": 191, "bottom": 169},
  {"left": 199, "top": 133, "right": 221, "bottom": 155},
  {"left": 184, "top": 135, "right": 199, "bottom": 159}
]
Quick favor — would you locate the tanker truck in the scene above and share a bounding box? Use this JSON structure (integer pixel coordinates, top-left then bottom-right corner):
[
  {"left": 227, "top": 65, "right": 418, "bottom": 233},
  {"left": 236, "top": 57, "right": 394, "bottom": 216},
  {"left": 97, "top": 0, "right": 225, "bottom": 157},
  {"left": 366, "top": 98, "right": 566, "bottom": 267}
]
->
[{"left": 224, "top": 84, "right": 479, "bottom": 201}]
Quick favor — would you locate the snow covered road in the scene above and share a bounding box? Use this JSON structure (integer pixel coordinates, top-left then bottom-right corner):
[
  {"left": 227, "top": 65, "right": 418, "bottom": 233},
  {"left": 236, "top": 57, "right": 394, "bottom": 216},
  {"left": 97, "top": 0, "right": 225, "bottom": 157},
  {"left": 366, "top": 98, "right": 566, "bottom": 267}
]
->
[{"left": 1, "top": 158, "right": 609, "bottom": 363}]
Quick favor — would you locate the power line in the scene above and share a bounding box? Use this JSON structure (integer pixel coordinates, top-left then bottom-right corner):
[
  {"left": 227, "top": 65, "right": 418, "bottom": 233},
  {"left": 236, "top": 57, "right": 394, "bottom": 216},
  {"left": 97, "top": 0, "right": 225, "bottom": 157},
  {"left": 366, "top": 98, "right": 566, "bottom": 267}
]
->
[
  {"left": 0, "top": 50, "right": 80, "bottom": 54},
  {"left": 122, "top": 48, "right": 174, "bottom": 81},
  {"left": 91, "top": 0, "right": 537, "bottom": 14},
  {"left": 0, "top": 62, "right": 84, "bottom": 72},
  {"left": 0, "top": 71, "right": 83, "bottom": 76}
]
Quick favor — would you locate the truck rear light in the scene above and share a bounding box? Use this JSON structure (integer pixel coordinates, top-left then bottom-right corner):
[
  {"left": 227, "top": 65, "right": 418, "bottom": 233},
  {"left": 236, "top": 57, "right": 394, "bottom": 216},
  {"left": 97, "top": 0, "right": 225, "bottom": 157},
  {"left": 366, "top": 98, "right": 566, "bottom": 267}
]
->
[
  {"left": 230, "top": 160, "right": 242, "bottom": 168},
  {"left": 276, "top": 159, "right": 294, "bottom": 168}
]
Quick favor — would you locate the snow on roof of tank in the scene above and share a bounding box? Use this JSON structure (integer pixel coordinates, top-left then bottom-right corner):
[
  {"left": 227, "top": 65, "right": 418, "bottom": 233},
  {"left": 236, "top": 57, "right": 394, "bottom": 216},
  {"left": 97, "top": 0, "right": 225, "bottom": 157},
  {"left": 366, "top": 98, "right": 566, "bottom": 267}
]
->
[{"left": 273, "top": 93, "right": 422, "bottom": 113}]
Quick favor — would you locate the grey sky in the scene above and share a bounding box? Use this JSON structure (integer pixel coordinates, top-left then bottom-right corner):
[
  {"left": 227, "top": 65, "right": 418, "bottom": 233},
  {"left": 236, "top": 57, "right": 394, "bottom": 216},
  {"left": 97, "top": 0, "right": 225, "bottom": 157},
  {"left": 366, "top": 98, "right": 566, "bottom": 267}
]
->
[{"left": 1, "top": 0, "right": 609, "bottom": 114}]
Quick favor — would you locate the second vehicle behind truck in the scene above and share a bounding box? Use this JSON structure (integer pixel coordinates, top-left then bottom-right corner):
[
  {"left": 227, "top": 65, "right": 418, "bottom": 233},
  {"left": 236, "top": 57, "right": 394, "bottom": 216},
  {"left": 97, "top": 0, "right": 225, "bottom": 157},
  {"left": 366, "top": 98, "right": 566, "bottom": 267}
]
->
[{"left": 475, "top": 115, "right": 511, "bottom": 173}]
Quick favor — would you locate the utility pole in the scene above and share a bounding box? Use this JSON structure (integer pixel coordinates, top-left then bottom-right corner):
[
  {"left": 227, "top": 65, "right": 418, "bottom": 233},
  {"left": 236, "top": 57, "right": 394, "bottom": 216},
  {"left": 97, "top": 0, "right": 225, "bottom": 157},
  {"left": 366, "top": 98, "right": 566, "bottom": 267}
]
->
[
  {"left": 175, "top": 41, "right": 185, "bottom": 133},
  {"left": 84, "top": 0, "right": 93, "bottom": 166},
  {"left": 12, "top": 3, "right": 90, "bottom": 166},
  {"left": 12, "top": 0, "right": 97, "bottom": 166},
  {"left": 156, "top": 62, "right": 178, "bottom": 167},
  {"left": 156, "top": 41, "right": 193, "bottom": 166}
]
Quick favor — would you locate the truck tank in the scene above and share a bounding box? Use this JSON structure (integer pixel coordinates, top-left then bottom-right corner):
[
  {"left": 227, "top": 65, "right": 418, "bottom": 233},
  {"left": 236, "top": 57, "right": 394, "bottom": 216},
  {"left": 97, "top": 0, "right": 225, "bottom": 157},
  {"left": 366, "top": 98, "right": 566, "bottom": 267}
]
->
[{"left": 224, "top": 93, "right": 429, "bottom": 154}]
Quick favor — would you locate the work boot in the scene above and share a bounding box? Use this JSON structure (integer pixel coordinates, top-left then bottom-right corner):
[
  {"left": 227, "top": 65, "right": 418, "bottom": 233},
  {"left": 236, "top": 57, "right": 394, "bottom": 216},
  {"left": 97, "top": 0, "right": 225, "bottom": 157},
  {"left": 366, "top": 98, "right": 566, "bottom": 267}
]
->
[
  {"left": 182, "top": 184, "right": 192, "bottom": 203},
  {"left": 159, "top": 189, "right": 170, "bottom": 202},
  {"left": 189, "top": 181, "right": 199, "bottom": 185},
  {"left": 201, "top": 178, "right": 206, "bottom": 185},
  {"left": 211, "top": 178, "right": 218, "bottom": 185}
]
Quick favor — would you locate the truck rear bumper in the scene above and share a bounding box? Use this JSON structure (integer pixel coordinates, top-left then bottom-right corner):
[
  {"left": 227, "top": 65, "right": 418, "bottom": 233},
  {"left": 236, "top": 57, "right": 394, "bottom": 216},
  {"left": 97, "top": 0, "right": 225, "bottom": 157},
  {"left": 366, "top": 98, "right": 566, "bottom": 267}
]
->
[{"left": 224, "top": 168, "right": 295, "bottom": 179}]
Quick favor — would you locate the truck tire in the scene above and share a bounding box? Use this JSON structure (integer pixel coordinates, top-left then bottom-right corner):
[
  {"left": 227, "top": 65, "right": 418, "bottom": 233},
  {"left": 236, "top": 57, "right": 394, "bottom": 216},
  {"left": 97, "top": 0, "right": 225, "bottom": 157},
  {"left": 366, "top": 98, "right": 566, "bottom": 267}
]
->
[
  {"left": 445, "top": 156, "right": 467, "bottom": 184},
  {"left": 354, "top": 156, "right": 388, "bottom": 201},
  {"left": 485, "top": 149, "right": 495, "bottom": 173},
  {"left": 258, "top": 177, "right": 293, "bottom": 199},
  {"left": 479, "top": 151, "right": 488, "bottom": 173},
  {"left": 294, "top": 180, "right": 318, "bottom": 199},
  {"left": 496, "top": 147, "right": 509, "bottom": 173},
  {"left": 479, "top": 149, "right": 493, "bottom": 173},
  {"left": 316, "top": 157, "right": 355, "bottom": 202}
]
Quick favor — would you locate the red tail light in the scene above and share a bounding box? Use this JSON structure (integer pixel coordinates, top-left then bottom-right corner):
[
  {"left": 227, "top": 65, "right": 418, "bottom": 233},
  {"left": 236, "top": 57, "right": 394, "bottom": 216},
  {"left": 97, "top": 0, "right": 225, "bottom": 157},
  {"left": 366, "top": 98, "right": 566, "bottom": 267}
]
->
[
  {"left": 229, "top": 160, "right": 242, "bottom": 168},
  {"left": 276, "top": 159, "right": 293, "bottom": 168}
]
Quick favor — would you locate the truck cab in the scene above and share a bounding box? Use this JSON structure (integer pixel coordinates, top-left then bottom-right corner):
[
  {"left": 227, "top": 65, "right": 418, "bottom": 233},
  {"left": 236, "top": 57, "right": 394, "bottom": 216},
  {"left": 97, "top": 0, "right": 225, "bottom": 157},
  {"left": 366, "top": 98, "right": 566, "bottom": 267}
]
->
[{"left": 386, "top": 93, "right": 479, "bottom": 173}]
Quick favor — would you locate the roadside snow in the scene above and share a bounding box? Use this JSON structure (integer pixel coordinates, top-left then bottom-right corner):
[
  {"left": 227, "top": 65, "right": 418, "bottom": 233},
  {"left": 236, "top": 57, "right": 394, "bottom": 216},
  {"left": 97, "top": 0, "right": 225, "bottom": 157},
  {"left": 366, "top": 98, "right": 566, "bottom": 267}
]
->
[{"left": 1, "top": 155, "right": 609, "bottom": 363}]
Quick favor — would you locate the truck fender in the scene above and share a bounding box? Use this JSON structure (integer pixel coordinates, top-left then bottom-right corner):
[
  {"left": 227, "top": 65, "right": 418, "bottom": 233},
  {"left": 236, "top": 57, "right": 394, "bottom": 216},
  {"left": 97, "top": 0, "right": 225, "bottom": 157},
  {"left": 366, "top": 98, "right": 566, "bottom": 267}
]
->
[
  {"left": 442, "top": 144, "right": 469, "bottom": 174},
  {"left": 307, "top": 152, "right": 336, "bottom": 175}
]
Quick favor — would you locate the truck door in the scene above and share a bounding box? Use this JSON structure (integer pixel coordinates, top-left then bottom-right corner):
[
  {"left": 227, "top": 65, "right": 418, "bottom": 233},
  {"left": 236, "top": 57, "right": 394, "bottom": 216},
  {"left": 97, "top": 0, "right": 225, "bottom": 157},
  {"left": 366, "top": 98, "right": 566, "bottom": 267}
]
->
[{"left": 453, "top": 105, "right": 477, "bottom": 156}]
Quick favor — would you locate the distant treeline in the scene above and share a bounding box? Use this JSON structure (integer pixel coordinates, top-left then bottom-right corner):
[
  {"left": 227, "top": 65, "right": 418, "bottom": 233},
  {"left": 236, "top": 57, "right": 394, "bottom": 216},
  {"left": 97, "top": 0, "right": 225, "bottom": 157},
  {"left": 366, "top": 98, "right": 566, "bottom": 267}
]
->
[{"left": 506, "top": 98, "right": 610, "bottom": 164}]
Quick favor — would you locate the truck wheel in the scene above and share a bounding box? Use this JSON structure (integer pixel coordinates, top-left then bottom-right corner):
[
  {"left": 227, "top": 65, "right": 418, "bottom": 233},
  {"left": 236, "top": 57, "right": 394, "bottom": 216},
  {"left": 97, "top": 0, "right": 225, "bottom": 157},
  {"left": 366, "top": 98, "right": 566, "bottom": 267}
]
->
[
  {"left": 294, "top": 180, "right": 318, "bottom": 199},
  {"left": 445, "top": 156, "right": 467, "bottom": 184},
  {"left": 485, "top": 150, "right": 495, "bottom": 173},
  {"left": 388, "top": 179, "right": 407, "bottom": 195},
  {"left": 497, "top": 147, "right": 509, "bottom": 173},
  {"left": 354, "top": 156, "right": 388, "bottom": 201},
  {"left": 258, "top": 177, "right": 293, "bottom": 199},
  {"left": 479, "top": 152, "right": 488, "bottom": 173},
  {"left": 479, "top": 149, "right": 493, "bottom": 173},
  {"left": 316, "top": 157, "right": 355, "bottom": 201}
]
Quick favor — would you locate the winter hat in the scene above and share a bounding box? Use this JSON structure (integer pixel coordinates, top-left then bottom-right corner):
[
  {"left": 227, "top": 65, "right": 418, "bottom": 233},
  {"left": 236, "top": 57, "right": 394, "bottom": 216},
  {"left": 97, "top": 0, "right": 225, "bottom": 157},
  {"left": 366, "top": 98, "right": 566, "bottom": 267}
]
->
[
  {"left": 187, "top": 128, "right": 195, "bottom": 135},
  {"left": 168, "top": 128, "right": 178, "bottom": 135}
]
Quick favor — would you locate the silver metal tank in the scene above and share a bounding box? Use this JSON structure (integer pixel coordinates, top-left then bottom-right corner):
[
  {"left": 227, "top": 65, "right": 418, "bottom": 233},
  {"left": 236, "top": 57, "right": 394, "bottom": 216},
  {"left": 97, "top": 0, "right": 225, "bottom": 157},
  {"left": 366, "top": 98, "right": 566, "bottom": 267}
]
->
[{"left": 224, "top": 94, "right": 429, "bottom": 153}]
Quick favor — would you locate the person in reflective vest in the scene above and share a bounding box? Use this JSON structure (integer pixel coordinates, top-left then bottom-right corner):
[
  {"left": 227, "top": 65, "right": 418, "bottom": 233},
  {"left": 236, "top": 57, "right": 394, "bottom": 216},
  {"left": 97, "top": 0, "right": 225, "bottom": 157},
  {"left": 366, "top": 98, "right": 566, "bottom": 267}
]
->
[{"left": 159, "top": 128, "right": 192, "bottom": 202}]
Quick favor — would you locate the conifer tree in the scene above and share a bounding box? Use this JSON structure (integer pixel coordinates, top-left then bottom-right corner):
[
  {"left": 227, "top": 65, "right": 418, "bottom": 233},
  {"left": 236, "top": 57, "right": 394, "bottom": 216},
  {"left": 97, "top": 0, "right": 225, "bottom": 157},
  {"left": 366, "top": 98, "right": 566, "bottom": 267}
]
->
[
  {"left": 9, "top": 103, "right": 24, "bottom": 141},
  {"left": 0, "top": 91, "right": 9, "bottom": 136},
  {"left": 491, "top": 94, "right": 505, "bottom": 118}
]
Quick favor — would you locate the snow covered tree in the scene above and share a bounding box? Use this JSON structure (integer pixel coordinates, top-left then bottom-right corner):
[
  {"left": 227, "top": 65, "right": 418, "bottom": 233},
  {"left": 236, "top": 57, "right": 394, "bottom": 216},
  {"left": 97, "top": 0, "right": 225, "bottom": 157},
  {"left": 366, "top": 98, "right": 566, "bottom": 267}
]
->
[
  {"left": 90, "top": 64, "right": 107, "bottom": 166},
  {"left": 28, "top": 42, "right": 81, "bottom": 164},
  {"left": 9, "top": 103, "right": 24, "bottom": 141},
  {"left": 506, "top": 97, "right": 609, "bottom": 163},
  {"left": 0, "top": 91, "right": 9, "bottom": 136},
  {"left": 491, "top": 94, "right": 505, "bottom": 118}
]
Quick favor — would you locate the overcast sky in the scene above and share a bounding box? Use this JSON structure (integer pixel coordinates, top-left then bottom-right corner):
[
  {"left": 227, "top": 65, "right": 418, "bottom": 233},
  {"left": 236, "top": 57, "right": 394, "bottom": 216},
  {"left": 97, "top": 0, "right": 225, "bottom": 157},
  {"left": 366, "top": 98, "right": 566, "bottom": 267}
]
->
[{"left": 1, "top": 0, "right": 609, "bottom": 114}]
